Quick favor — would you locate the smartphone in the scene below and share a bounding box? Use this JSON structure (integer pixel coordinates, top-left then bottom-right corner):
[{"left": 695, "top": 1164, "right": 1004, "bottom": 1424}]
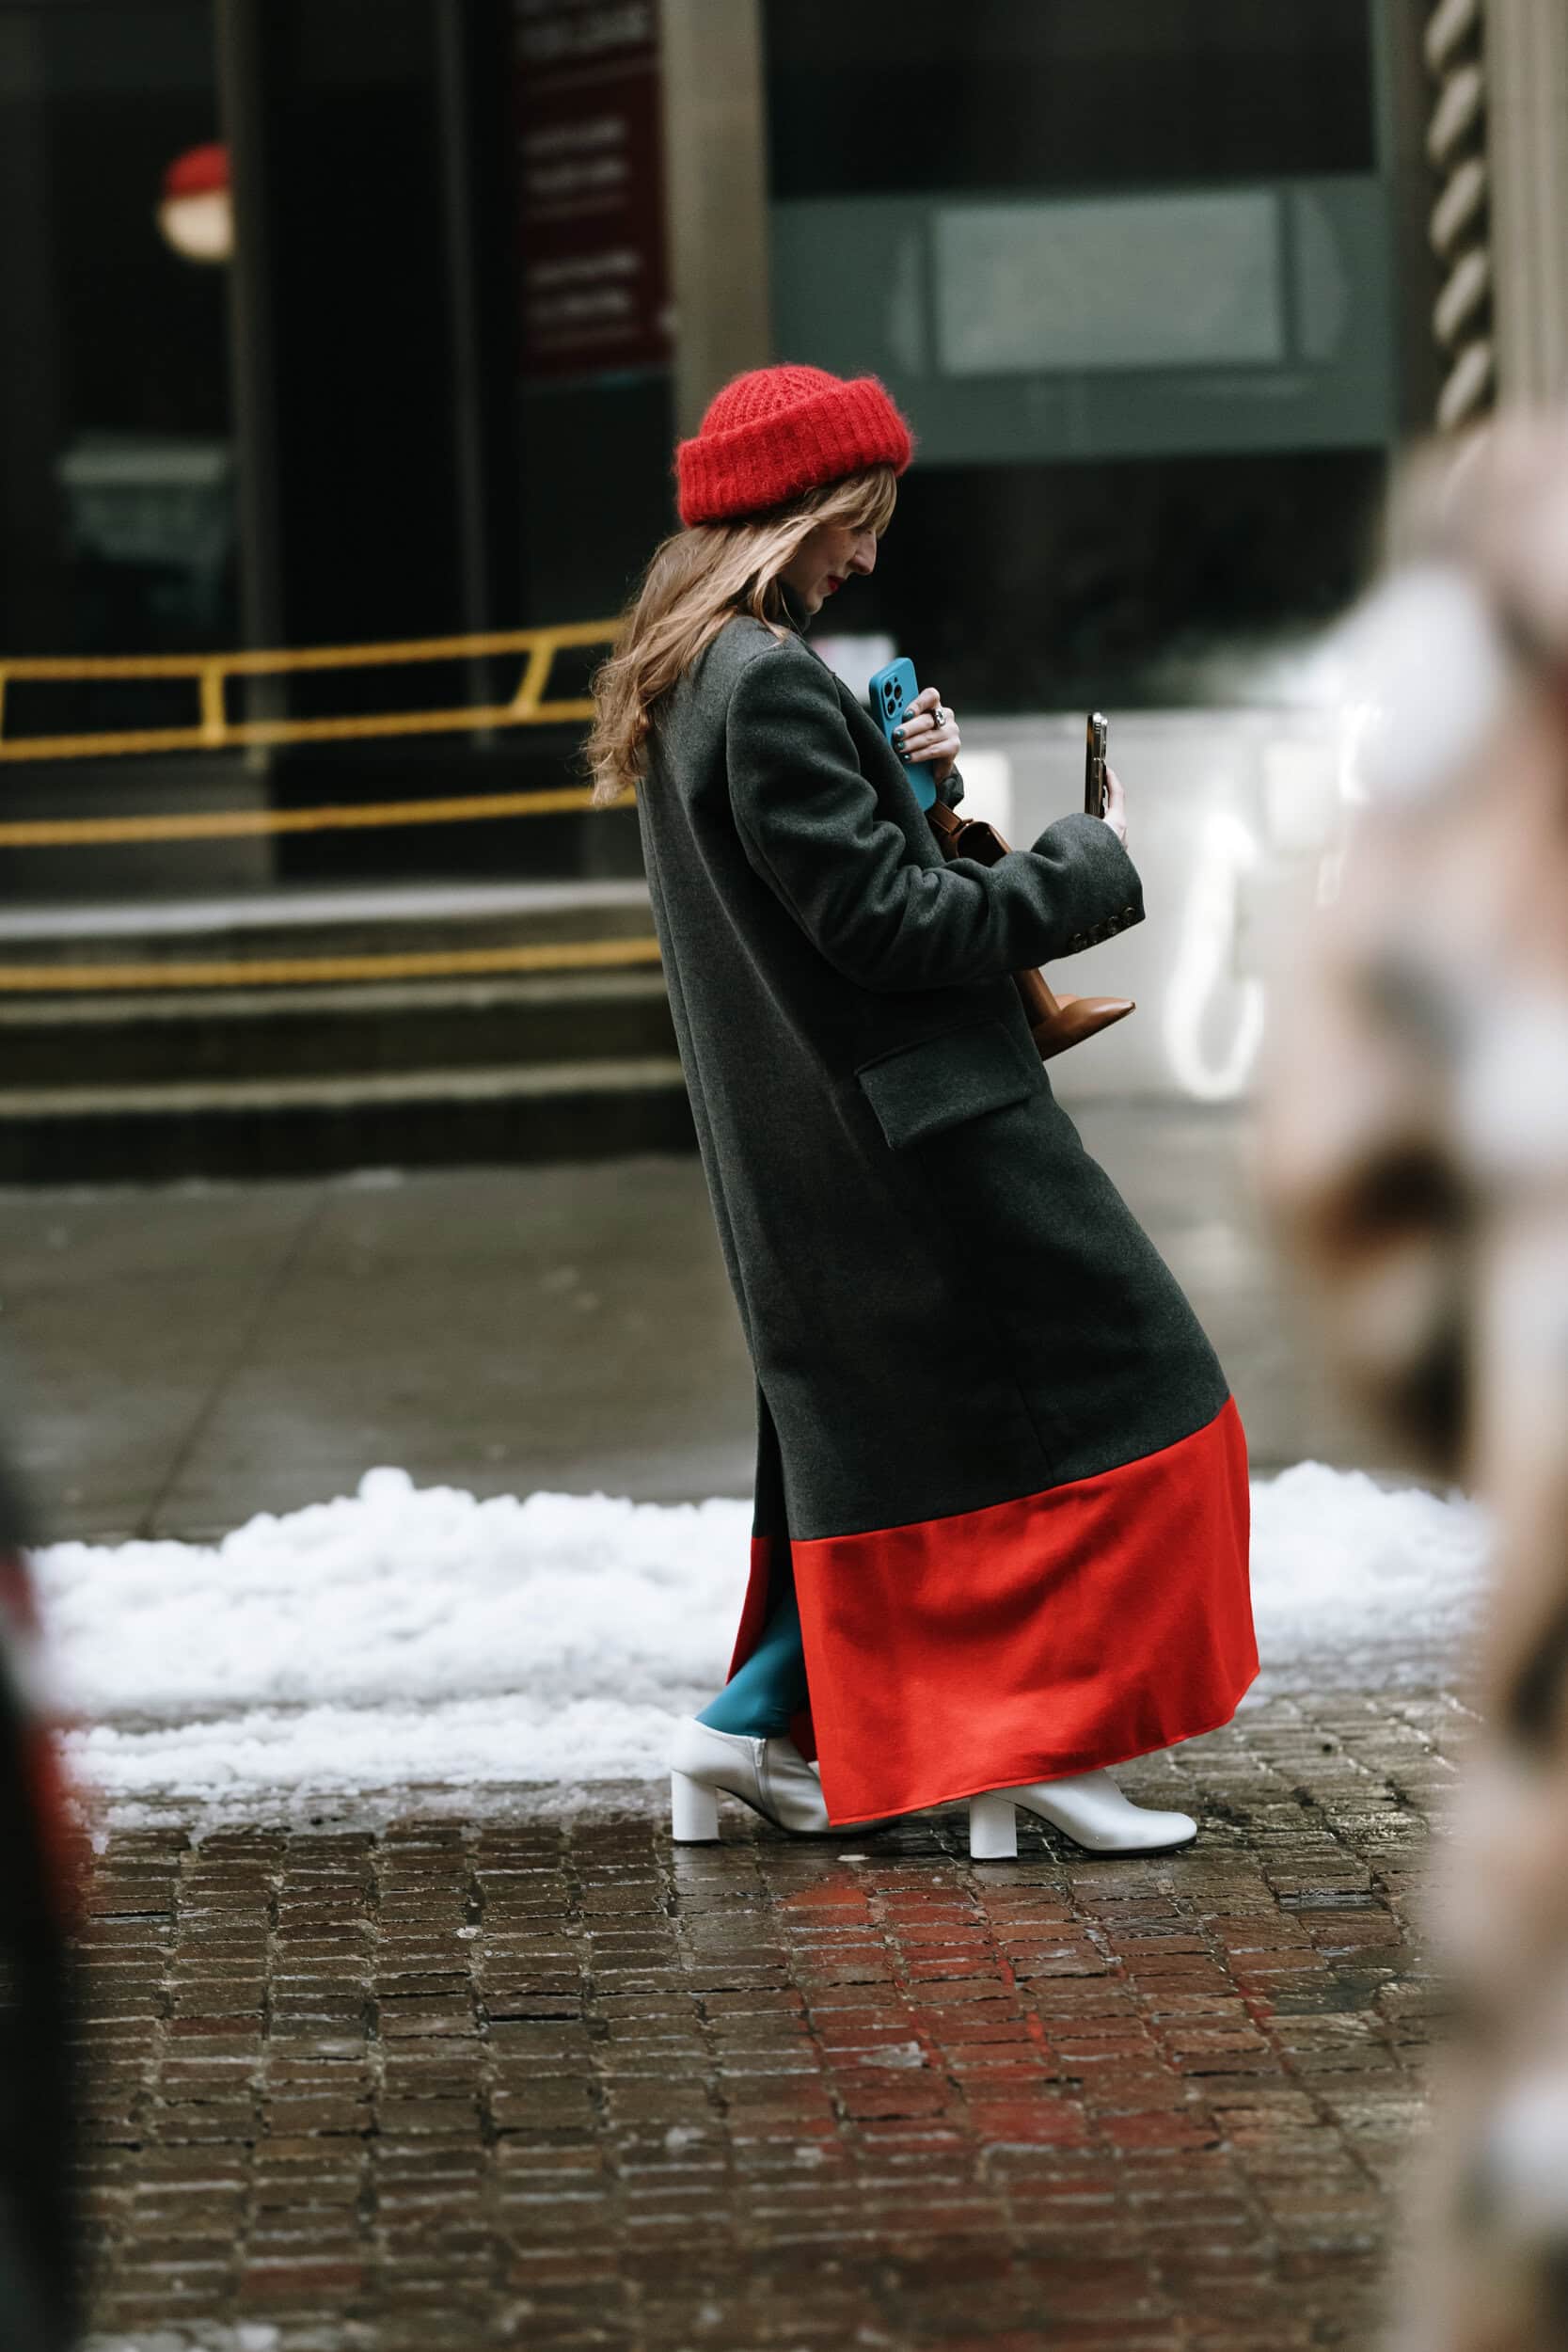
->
[
  {"left": 1085, "top": 710, "right": 1109, "bottom": 819},
  {"left": 868, "top": 657, "right": 936, "bottom": 809}
]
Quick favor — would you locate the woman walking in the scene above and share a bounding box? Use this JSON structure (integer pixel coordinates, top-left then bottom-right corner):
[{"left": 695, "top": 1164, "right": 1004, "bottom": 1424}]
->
[{"left": 587, "top": 364, "right": 1258, "bottom": 1859}]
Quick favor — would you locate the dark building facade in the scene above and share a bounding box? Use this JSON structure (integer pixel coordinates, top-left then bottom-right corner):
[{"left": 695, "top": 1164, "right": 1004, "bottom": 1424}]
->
[{"left": 0, "top": 0, "right": 1434, "bottom": 897}]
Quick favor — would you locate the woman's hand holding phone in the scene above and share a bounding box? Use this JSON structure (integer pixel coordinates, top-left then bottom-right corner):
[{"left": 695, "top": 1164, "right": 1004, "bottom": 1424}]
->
[
  {"left": 1101, "top": 766, "right": 1128, "bottom": 847},
  {"left": 1085, "top": 709, "right": 1128, "bottom": 847},
  {"left": 892, "top": 686, "right": 960, "bottom": 787}
]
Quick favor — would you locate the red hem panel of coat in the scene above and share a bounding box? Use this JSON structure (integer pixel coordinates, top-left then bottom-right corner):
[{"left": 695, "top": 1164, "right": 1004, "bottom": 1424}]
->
[{"left": 726, "top": 1393, "right": 1257, "bottom": 1827}]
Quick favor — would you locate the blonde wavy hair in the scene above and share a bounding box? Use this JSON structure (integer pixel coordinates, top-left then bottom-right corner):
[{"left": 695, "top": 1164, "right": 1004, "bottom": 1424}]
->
[{"left": 584, "top": 465, "right": 899, "bottom": 807}]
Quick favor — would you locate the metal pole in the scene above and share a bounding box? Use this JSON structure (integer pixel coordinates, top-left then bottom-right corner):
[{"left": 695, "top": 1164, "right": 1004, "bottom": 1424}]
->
[
  {"left": 214, "top": 0, "right": 287, "bottom": 783},
  {"left": 433, "top": 0, "right": 496, "bottom": 736}
]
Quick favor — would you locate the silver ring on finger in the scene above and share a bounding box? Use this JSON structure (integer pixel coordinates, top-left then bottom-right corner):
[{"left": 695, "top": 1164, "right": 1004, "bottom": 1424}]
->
[{"left": 934, "top": 703, "right": 951, "bottom": 728}]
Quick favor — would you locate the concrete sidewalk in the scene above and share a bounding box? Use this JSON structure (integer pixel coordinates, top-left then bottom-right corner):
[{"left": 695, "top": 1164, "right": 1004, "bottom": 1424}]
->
[{"left": 3, "top": 1104, "right": 1363, "bottom": 1545}]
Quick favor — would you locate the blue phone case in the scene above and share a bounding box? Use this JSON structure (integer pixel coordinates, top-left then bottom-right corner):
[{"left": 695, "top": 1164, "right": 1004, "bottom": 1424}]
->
[{"left": 867, "top": 658, "right": 936, "bottom": 809}]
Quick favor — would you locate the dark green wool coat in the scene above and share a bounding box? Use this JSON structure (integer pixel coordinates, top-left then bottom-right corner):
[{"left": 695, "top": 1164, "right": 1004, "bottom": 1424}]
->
[{"left": 636, "top": 608, "right": 1258, "bottom": 1824}]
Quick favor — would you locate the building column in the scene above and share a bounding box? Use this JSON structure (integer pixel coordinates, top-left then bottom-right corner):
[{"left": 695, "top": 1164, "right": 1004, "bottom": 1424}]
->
[
  {"left": 0, "top": 19, "right": 67, "bottom": 649},
  {"left": 1484, "top": 0, "right": 1568, "bottom": 404},
  {"left": 657, "top": 0, "right": 771, "bottom": 438}
]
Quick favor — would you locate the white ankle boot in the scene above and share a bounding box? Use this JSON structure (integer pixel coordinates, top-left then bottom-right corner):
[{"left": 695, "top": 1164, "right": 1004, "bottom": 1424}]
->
[
  {"left": 968, "top": 1768, "right": 1196, "bottom": 1859},
  {"left": 670, "top": 1716, "right": 838, "bottom": 1839}
]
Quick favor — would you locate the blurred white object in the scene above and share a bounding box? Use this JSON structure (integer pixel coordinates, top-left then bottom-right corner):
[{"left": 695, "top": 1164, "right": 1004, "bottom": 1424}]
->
[
  {"left": 1456, "top": 992, "right": 1568, "bottom": 1184},
  {"left": 1328, "top": 562, "right": 1513, "bottom": 806},
  {"left": 1481, "top": 2063, "right": 1568, "bottom": 2237},
  {"left": 811, "top": 632, "right": 895, "bottom": 706},
  {"left": 1259, "top": 414, "right": 1568, "bottom": 2352},
  {"left": 157, "top": 188, "right": 233, "bottom": 264},
  {"left": 958, "top": 710, "right": 1326, "bottom": 1102},
  {"left": 1261, "top": 739, "right": 1340, "bottom": 854},
  {"left": 1163, "top": 810, "right": 1265, "bottom": 1104},
  {"left": 951, "top": 748, "right": 1011, "bottom": 835}
]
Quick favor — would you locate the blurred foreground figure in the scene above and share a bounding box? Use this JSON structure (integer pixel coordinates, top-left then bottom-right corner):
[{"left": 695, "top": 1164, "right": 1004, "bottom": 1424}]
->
[
  {"left": 0, "top": 1446, "right": 80, "bottom": 2352},
  {"left": 1261, "top": 414, "right": 1568, "bottom": 2350}
]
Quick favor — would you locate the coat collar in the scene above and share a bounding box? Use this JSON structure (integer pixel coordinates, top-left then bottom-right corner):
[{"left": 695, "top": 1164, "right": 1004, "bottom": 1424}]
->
[{"left": 775, "top": 578, "right": 811, "bottom": 635}]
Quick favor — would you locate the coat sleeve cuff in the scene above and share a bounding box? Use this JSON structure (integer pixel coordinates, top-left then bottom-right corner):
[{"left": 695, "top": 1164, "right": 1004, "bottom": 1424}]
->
[{"left": 1027, "top": 810, "right": 1146, "bottom": 954}]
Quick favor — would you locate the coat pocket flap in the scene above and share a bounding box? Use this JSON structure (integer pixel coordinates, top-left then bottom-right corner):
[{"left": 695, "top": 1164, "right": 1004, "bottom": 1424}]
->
[{"left": 855, "top": 1018, "right": 1037, "bottom": 1151}]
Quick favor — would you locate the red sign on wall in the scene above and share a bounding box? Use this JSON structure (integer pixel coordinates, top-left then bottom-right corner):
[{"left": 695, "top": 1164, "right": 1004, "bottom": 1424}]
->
[{"left": 513, "top": 0, "right": 672, "bottom": 383}]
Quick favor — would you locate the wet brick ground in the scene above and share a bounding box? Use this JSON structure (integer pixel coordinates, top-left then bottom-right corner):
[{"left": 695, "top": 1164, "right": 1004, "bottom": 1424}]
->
[{"left": 73, "top": 1685, "right": 1469, "bottom": 2352}]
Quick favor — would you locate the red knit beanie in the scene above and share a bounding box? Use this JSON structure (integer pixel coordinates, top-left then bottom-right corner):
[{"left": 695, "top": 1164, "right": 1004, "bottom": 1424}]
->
[{"left": 675, "top": 364, "right": 914, "bottom": 528}]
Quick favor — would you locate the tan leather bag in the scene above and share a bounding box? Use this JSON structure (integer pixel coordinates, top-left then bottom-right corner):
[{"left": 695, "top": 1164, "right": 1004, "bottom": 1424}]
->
[{"left": 926, "top": 798, "right": 1134, "bottom": 1063}]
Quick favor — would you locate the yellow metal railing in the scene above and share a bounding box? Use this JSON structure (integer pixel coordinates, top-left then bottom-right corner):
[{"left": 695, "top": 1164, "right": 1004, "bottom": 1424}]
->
[
  {"left": 0, "top": 937, "right": 664, "bottom": 993},
  {"left": 0, "top": 621, "right": 651, "bottom": 992},
  {"left": 0, "top": 622, "right": 617, "bottom": 764},
  {"left": 0, "top": 621, "right": 632, "bottom": 848},
  {"left": 0, "top": 787, "right": 612, "bottom": 850}
]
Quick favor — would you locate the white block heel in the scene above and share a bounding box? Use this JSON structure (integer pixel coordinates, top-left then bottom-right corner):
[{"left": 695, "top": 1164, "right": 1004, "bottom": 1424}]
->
[
  {"left": 968, "top": 1791, "right": 1019, "bottom": 1860},
  {"left": 666, "top": 1718, "right": 892, "bottom": 1839},
  {"left": 968, "top": 1770, "right": 1197, "bottom": 1856},
  {"left": 671, "top": 1769, "right": 720, "bottom": 1843}
]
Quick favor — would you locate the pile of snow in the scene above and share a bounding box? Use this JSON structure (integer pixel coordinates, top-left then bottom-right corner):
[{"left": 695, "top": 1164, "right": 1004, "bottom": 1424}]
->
[
  {"left": 33, "top": 1461, "right": 1490, "bottom": 1811},
  {"left": 1249, "top": 1458, "right": 1488, "bottom": 1682}
]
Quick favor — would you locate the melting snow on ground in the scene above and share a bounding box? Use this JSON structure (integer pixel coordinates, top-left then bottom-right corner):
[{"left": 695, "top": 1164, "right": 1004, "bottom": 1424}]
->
[{"left": 33, "top": 1460, "right": 1490, "bottom": 1813}]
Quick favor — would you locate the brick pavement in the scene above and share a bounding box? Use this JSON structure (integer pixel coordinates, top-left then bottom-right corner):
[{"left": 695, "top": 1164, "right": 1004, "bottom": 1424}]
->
[{"left": 72, "top": 1686, "right": 1469, "bottom": 2352}]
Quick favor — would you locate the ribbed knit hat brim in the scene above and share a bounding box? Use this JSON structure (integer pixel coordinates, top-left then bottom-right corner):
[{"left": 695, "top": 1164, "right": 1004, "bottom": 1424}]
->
[{"left": 676, "top": 369, "right": 913, "bottom": 527}]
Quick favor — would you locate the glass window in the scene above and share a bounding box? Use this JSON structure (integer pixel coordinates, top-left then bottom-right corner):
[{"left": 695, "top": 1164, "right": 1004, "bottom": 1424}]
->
[
  {"left": 764, "top": 0, "right": 1386, "bottom": 709},
  {"left": 0, "top": 3, "right": 233, "bottom": 657},
  {"left": 844, "top": 450, "right": 1386, "bottom": 715},
  {"left": 766, "top": 0, "right": 1374, "bottom": 200}
]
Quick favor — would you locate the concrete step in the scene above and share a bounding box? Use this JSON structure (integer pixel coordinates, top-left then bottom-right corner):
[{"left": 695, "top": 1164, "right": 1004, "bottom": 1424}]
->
[
  {"left": 0, "top": 972, "right": 677, "bottom": 1088},
  {"left": 0, "top": 1057, "right": 694, "bottom": 1185},
  {"left": 0, "top": 880, "right": 690, "bottom": 1182},
  {"left": 0, "top": 876, "right": 657, "bottom": 966}
]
